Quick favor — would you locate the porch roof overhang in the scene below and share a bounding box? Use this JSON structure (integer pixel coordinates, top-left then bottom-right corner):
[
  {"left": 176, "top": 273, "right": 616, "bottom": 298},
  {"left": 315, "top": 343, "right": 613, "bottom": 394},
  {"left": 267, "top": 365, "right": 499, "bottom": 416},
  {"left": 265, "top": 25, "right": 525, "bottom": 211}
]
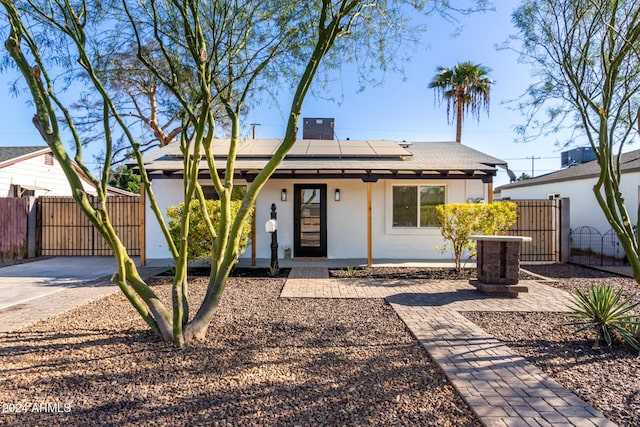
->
[
  {"left": 147, "top": 166, "right": 497, "bottom": 183},
  {"left": 139, "top": 140, "right": 506, "bottom": 184}
]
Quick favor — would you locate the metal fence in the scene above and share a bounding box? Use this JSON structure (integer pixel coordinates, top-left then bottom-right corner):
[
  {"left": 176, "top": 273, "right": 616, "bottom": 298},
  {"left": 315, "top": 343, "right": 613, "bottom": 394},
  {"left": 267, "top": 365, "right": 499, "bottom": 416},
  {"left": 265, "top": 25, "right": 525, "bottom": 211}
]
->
[
  {"left": 569, "top": 225, "right": 635, "bottom": 266},
  {"left": 507, "top": 199, "right": 564, "bottom": 262}
]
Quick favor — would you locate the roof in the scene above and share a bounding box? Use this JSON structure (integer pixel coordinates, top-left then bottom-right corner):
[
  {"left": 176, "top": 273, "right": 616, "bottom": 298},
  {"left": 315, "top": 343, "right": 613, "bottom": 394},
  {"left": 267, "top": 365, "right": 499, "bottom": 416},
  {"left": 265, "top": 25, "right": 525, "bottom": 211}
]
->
[
  {"left": 140, "top": 139, "right": 507, "bottom": 183},
  {"left": 0, "top": 146, "right": 49, "bottom": 168},
  {"left": 497, "top": 148, "right": 640, "bottom": 191},
  {"left": 106, "top": 187, "right": 139, "bottom": 197}
]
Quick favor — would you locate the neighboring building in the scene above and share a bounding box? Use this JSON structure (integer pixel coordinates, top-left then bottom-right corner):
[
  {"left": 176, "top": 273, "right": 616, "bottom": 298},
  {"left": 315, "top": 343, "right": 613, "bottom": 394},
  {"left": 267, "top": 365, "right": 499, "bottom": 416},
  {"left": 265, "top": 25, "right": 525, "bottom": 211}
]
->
[
  {"left": 141, "top": 139, "right": 506, "bottom": 265},
  {"left": 0, "top": 145, "right": 135, "bottom": 197},
  {"left": 0, "top": 146, "right": 79, "bottom": 197},
  {"left": 561, "top": 146, "right": 596, "bottom": 168},
  {"left": 496, "top": 148, "right": 640, "bottom": 234}
]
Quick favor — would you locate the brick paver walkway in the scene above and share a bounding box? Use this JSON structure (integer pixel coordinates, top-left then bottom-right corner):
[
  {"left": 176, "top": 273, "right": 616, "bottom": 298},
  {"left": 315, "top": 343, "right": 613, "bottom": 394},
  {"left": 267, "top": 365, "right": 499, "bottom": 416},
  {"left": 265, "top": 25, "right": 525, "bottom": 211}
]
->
[{"left": 281, "top": 267, "right": 617, "bottom": 427}]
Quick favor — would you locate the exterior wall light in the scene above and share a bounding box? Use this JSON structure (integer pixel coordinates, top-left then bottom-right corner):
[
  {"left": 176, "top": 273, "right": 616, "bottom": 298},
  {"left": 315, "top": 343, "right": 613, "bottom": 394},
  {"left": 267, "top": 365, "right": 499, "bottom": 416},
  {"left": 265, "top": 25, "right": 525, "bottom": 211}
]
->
[
  {"left": 334, "top": 188, "right": 341, "bottom": 201},
  {"left": 281, "top": 188, "right": 287, "bottom": 201}
]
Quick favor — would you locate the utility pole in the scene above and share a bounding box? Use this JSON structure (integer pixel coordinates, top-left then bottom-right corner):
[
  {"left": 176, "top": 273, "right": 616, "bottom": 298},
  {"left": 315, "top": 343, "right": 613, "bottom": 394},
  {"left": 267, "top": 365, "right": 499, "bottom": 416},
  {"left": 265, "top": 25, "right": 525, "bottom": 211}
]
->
[
  {"left": 527, "top": 155, "right": 541, "bottom": 177},
  {"left": 250, "top": 123, "right": 260, "bottom": 139}
]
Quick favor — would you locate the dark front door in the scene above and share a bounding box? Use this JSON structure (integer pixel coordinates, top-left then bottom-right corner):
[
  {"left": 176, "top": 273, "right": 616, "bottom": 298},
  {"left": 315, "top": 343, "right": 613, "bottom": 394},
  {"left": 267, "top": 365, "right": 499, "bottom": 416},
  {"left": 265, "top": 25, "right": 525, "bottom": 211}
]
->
[{"left": 294, "top": 184, "right": 327, "bottom": 258}]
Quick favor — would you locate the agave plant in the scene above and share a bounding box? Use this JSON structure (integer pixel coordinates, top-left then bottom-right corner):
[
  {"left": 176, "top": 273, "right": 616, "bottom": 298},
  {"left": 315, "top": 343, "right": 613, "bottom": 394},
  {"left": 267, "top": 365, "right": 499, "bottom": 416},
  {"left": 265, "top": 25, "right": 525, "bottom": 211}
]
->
[
  {"left": 563, "top": 284, "right": 640, "bottom": 352},
  {"left": 268, "top": 265, "right": 280, "bottom": 278},
  {"left": 345, "top": 265, "right": 358, "bottom": 277}
]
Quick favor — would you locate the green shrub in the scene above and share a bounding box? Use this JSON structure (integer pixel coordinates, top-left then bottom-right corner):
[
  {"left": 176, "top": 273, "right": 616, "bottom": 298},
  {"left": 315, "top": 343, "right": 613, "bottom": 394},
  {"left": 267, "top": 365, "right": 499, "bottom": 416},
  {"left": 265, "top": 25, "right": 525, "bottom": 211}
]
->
[
  {"left": 345, "top": 265, "right": 358, "bottom": 277},
  {"left": 167, "top": 199, "right": 252, "bottom": 263},
  {"left": 435, "top": 202, "right": 518, "bottom": 271},
  {"left": 563, "top": 284, "right": 639, "bottom": 352},
  {"left": 268, "top": 264, "right": 280, "bottom": 277},
  {"left": 482, "top": 202, "right": 519, "bottom": 235},
  {"left": 626, "top": 316, "right": 640, "bottom": 345}
]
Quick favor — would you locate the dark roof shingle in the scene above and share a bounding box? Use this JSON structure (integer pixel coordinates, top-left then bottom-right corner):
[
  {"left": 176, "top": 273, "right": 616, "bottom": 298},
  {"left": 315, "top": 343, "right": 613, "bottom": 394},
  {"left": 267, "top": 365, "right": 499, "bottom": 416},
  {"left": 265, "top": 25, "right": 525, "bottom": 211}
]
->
[{"left": 0, "top": 146, "right": 49, "bottom": 165}]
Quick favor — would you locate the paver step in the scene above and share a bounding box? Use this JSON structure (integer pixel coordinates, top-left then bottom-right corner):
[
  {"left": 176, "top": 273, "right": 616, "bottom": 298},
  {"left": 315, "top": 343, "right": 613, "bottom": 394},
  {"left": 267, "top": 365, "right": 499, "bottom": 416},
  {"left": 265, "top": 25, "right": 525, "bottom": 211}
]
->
[{"left": 287, "top": 266, "right": 329, "bottom": 279}]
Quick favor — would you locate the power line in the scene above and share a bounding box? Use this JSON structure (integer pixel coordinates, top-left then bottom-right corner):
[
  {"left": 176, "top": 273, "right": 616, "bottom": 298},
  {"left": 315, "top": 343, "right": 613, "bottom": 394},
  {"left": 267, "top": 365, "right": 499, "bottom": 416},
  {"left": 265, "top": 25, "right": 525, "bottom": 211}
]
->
[
  {"left": 502, "top": 156, "right": 558, "bottom": 160},
  {"left": 527, "top": 155, "right": 541, "bottom": 176}
]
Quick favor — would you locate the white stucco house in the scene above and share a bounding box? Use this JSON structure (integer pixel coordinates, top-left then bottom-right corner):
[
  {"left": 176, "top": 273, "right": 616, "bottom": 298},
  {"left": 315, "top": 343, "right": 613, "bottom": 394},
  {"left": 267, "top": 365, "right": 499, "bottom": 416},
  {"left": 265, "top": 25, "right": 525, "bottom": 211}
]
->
[
  {"left": 496, "top": 148, "right": 640, "bottom": 235},
  {"left": 140, "top": 139, "right": 506, "bottom": 265}
]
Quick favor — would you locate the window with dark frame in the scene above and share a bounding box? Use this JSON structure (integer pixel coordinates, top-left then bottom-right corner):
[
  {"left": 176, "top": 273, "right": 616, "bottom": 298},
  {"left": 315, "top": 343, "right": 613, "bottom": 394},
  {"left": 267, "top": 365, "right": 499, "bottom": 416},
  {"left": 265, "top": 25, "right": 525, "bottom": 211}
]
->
[{"left": 392, "top": 185, "right": 445, "bottom": 228}]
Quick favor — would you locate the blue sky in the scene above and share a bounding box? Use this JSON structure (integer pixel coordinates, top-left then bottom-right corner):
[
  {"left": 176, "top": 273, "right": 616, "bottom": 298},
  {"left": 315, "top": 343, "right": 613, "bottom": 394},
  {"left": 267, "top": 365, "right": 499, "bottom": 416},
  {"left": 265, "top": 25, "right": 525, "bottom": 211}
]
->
[
  {"left": 244, "top": 4, "right": 569, "bottom": 187},
  {"left": 0, "top": 5, "right": 574, "bottom": 187}
]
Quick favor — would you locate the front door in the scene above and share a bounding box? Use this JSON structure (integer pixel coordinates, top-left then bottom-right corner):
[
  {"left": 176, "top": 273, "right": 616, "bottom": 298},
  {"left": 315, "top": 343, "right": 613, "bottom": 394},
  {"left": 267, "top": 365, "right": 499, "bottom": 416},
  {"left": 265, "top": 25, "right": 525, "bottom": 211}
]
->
[{"left": 294, "top": 184, "right": 327, "bottom": 258}]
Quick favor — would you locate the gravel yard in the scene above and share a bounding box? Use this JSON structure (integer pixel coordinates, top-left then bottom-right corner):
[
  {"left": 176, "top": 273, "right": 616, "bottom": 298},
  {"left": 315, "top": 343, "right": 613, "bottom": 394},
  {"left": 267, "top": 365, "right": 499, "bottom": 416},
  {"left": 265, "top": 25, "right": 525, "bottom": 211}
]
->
[
  {"left": 0, "top": 277, "right": 479, "bottom": 426},
  {"left": 2, "top": 261, "right": 638, "bottom": 426},
  {"left": 464, "top": 263, "right": 640, "bottom": 427},
  {"left": 329, "top": 267, "right": 476, "bottom": 280},
  {"left": 331, "top": 263, "right": 640, "bottom": 427}
]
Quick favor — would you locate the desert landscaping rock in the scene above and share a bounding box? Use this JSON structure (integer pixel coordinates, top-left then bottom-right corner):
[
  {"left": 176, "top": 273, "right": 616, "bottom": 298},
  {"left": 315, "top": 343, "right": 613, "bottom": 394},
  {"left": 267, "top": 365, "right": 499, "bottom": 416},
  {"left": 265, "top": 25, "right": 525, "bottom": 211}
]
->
[
  {"left": 329, "top": 266, "right": 538, "bottom": 280},
  {"left": 0, "top": 277, "right": 480, "bottom": 426},
  {"left": 2, "top": 261, "right": 635, "bottom": 426},
  {"left": 329, "top": 266, "right": 477, "bottom": 280},
  {"left": 463, "top": 263, "right": 640, "bottom": 427}
]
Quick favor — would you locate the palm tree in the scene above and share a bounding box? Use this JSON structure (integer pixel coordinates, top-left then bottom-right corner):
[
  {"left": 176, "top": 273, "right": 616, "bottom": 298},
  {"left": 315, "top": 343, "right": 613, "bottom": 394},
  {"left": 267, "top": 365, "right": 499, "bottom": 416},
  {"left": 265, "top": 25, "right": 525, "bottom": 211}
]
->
[{"left": 429, "top": 61, "right": 494, "bottom": 143}]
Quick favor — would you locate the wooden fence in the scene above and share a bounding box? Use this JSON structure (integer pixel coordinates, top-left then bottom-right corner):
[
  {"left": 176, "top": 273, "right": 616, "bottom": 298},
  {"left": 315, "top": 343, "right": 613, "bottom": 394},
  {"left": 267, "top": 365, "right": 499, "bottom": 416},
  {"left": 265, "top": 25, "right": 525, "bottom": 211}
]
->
[
  {"left": 0, "top": 197, "right": 28, "bottom": 261},
  {"left": 37, "top": 196, "right": 141, "bottom": 256},
  {"left": 15, "top": 195, "right": 566, "bottom": 262},
  {"left": 507, "top": 199, "right": 567, "bottom": 262}
]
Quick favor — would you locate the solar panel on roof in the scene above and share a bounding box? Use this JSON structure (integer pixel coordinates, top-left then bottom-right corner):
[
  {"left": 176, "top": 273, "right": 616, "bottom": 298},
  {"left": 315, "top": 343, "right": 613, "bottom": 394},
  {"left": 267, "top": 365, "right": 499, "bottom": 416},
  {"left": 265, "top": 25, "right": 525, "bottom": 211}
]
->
[
  {"left": 206, "top": 139, "right": 413, "bottom": 159},
  {"left": 151, "top": 138, "right": 413, "bottom": 160}
]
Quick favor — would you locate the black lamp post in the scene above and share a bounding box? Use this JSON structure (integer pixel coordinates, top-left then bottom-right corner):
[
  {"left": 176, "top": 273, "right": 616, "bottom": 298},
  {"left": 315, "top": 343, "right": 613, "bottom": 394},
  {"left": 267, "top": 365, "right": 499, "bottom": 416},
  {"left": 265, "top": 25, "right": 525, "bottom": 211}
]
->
[{"left": 269, "top": 203, "right": 279, "bottom": 271}]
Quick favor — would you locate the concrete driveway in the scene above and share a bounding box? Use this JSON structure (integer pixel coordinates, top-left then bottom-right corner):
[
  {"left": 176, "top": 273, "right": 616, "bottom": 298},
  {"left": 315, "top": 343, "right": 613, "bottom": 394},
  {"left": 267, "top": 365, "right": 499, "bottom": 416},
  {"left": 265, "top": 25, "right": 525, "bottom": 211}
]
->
[{"left": 0, "top": 257, "right": 119, "bottom": 311}]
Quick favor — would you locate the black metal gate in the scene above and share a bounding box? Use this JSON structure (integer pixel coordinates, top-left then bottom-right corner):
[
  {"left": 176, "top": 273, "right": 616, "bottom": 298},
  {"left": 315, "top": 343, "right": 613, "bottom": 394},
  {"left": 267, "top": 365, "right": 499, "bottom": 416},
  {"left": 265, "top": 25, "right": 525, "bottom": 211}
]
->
[
  {"left": 37, "top": 196, "right": 140, "bottom": 256},
  {"left": 507, "top": 199, "right": 563, "bottom": 262}
]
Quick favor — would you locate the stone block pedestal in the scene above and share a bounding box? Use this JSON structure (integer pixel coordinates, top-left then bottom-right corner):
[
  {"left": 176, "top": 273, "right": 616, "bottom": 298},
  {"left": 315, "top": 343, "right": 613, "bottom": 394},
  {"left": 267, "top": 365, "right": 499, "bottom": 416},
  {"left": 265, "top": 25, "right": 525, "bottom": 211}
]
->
[{"left": 469, "top": 235, "right": 532, "bottom": 297}]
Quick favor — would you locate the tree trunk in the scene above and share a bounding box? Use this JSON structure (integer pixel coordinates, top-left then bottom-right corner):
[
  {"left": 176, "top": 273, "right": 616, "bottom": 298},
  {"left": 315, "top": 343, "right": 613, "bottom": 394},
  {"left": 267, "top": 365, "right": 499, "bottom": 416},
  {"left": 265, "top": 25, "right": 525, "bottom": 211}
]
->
[
  {"left": 455, "top": 88, "right": 464, "bottom": 143},
  {"left": 593, "top": 145, "right": 640, "bottom": 283}
]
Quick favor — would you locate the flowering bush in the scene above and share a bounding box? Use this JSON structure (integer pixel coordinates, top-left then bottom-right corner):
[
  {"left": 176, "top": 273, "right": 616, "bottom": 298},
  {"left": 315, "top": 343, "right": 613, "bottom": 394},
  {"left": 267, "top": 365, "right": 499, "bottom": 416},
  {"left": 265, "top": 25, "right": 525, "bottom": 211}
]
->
[{"left": 436, "top": 202, "right": 518, "bottom": 271}]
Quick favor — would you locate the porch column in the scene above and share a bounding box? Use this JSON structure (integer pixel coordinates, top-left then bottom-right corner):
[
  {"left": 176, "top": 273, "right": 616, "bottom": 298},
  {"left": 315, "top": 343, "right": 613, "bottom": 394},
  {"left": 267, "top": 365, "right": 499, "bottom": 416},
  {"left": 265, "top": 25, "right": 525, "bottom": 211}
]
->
[
  {"left": 140, "top": 182, "right": 146, "bottom": 266},
  {"left": 251, "top": 204, "right": 256, "bottom": 266},
  {"left": 367, "top": 182, "right": 372, "bottom": 266}
]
